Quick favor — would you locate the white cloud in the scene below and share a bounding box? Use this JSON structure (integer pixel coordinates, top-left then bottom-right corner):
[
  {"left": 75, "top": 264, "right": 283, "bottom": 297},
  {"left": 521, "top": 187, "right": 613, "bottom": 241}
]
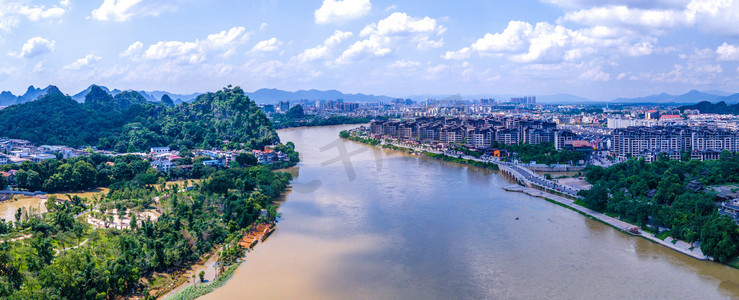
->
[
  {"left": 91, "top": 0, "right": 177, "bottom": 22},
  {"left": 0, "top": 1, "right": 68, "bottom": 32},
  {"left": 444, "top": 20, "right": 652, "bottom": 63},
  {"left": 558, "top": 0, "right": 739, "bottom": 37},
  {"left": 579, "top": 66, "right": 610, "bottom": 81},
  {"left": 259, "top": 22, "right": 268, "bottom": 31},
  {"left": 63, "top": 54, "right": 102, "bottom": 70},
  {"left": 120, "top": 41, "right": 143, "bottom": 57},
  {"left": 562, "top": 6, "right": 694, "bottom": 30},
  {"left": 544, "top": 0, "right": 690, "bottom": 10},
  {"left": 631, "top": 48, "right": 723, "bottom": 84},
  {"left": 251, "top": 38, "right": 282, "bottom": 52},
  {"left": 134, "top": 27, "right": 251, "bottom": 64},
  {"left": 624, "top": 41, "right": 654, "bottom": 56},
  {"left": 18, "top": 4, "right": 66, "bottom": 21},
  {"left": 337, "top": 12, "right": 445, "bottom": 63},
  {"left": 315, "top": 0, "right": 371, "bottom": 24},
  {"left": 11, "top": 37, "right": 55, "bottom": 58},
  {"left": 716, "top": 42, "right": 739, "bottom": 61},
  {"left": 296, "top": 30, "right": 353, "bottom": 62}
]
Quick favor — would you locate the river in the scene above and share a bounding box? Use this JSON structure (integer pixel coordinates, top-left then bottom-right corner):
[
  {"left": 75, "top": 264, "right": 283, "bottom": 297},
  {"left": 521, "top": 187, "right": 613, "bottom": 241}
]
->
[{"left": 204, "top": 124, "right": 739, "bottom": 299}]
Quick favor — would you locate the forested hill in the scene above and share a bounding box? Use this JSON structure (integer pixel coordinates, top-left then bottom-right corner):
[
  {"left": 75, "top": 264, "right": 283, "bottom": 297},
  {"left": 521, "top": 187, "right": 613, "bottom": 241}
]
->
[
  {"left": 678, "top": 101, "right": 739, "bottom": 115},
  {"left": 0, "top": 85, "right": 279, "bottom": 152}
]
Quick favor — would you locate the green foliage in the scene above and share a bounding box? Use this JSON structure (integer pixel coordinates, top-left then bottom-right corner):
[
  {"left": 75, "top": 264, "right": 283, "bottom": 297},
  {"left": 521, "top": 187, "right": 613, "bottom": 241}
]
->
[
  {"left": 0, "top": 86, "right": 279, "bottom": 152},
  {"left": 235, "top": 153, "right": 257, "bottom": 167},
  {"left": 679, "top": 101, "right": 739, "bottom": 115},
  {"left": 492, "top": 141, "right": 587, "bottom": 164},
  {"left": 581, "top": 157, "right": 739, "bottom": 262},
  {"left": 285, "top": 104, "right": 304, "bottom": 119},
  {"left": 272, "top": 115, "right": 371, "bottom": 129}
]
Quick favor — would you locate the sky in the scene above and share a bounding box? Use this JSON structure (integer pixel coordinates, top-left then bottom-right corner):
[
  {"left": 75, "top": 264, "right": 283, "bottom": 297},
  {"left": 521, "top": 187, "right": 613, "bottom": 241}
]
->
[{"left": 1, "top": 0, "right": 739, "bottom": 100}]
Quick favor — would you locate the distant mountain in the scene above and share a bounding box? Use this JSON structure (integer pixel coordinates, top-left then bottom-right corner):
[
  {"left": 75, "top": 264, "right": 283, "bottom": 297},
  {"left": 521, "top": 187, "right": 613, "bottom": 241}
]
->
[
  {"left": 142, "top": 90, "right": 201, "bottom": 103},
  {"left": 672, "top": 90, "right": 723, "bottom": 103},
  {"left": 245, "top": 88, "right": 395, "bottom": 103},
  {"left": 0, "top": 91, "right": 16, "bottom": 106},
  {"left": 71, "top": 85, "right": 198, "bottom": 103},
  {"left": 716, "top": 93, "right": 739, "bottom": 103},
  {"left": 71, "top": 84, "right": 119, "bottom": 102},
  {"left": 611, "top": 90, "right": 724, "bottom": 103},
  {"left": 17, "top": 85, "right": 53, "bottom": 104},
  {"left": 611, "top": 92, "right": 676, "bottom": 103}
]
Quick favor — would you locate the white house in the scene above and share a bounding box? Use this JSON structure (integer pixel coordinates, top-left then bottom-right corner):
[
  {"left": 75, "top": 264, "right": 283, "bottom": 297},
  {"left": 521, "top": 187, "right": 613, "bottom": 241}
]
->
[
  {"left": 30, "top": 154, "right": 56, "bottom": 163},
  {"left": 150, "top": 147, "right": 170, "bottom": 154},
  {"left": 150, "top": 160, "right": 175, "bottom": 173}
]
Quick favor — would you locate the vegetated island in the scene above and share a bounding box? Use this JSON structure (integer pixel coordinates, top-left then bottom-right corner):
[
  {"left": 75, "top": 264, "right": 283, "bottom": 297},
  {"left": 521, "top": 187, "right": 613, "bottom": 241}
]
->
[{"left": 0, "top": 86, "right": 300, "bottom": 299}]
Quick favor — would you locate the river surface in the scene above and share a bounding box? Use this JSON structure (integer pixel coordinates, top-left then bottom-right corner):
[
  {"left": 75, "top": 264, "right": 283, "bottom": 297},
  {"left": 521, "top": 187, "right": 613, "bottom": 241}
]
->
[{"left": 204, "top": 125, "right": 739, "bottom": 299}]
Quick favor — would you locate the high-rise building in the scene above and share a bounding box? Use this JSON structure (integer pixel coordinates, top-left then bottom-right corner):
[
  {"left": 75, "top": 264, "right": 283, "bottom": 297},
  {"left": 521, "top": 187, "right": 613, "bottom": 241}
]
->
[
  {"left": 510, "top": 96, "right": 536, "bottom": 104},
  {"left": 279, "top": 100, "right": 290, "bottom": 112}
]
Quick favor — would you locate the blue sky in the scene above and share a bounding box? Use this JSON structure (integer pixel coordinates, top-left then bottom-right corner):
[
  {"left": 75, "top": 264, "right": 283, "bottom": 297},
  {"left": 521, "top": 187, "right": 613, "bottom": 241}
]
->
[{"left": 1, "top": 0, "right": 739, "bottom": 100}]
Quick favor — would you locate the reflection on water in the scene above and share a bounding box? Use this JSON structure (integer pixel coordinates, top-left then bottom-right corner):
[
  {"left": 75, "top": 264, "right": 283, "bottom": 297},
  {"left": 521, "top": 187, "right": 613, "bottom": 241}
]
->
[
  {"left": 204, "top": 125, "right": 739, "bottom": 300},
  {"left": 0, "top": 197, "right": 46, "bottom": 222}
]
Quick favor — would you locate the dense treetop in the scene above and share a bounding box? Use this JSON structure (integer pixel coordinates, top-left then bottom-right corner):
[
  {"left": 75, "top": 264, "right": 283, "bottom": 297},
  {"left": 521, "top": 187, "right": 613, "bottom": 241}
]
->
[
  {"left": 0, "top": 86, "right": 279, "bottom": 152},
  {"left": 579, "top": 154, "right": 739, "bottom": 262}
]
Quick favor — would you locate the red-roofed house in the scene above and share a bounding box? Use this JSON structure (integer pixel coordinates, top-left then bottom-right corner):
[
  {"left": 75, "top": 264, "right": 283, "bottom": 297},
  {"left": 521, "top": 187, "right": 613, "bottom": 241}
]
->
[{"left": 659, "top": 115, "right": 682, "bottom": 120}]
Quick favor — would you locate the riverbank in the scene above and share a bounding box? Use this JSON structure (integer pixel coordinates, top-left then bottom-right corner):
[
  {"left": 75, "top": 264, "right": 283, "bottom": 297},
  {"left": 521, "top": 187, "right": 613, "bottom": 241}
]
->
[
  {"left": 501, "top": 185, "right": 708, "bottom": 261},
  {"left": 342, "top": 132, "right": 713, "bottom": 263},
  {"left": 341, "top": 134, "right": 499, "bottom": 171}
]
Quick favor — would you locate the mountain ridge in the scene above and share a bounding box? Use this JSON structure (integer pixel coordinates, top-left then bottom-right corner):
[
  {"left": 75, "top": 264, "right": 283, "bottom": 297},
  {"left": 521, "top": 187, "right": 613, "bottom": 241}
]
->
[{"left": 1, "top": 85, "right": 739, "bottom": 106}]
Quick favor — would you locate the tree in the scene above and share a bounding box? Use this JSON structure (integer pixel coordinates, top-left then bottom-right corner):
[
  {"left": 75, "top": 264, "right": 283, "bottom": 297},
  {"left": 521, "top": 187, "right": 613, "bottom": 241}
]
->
[
  {"left": 14, "top": 208, "right": 21, "bottom": 224},
  {"left": 0, "top": 175, "right": 7, "bottom": 190},
  {"left": 285, "top": 104, "right": 304, "bottom": 119},
  {"left": 583, "top": 185, "right": 608, "bottom": 211},
  {"left": 199, "top": 270, "right": 205, "bottom": 283},
  {"left": 235, "top": 152, "right": 257, "bottom": 167},
  {"left": 700, "top": 215, "right": 739, "bottom": 262},
  {"left": 130, "top": 213, "right": 138, "bottom": 230}
]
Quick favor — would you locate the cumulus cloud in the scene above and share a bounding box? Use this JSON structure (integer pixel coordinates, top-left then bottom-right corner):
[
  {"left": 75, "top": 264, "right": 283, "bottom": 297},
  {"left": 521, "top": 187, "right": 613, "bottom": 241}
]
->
[
  {"left": 717, "top": 42, "right": 739, "bottom": 61},
  {"left": 296, "top": 30, "right": 353, "bottom": 62},
  {"left": 562, "top": 6, "right": 694, "bottom": 30},
  {"left": 63, "top": 54, "right": 102, "bottom": 70},
  {"left": 0, "top": 1, "right": 68, "bottom": 32},
  {"left": 315, "top": 0, "right": 371, "bottom": 24},
  {"left": 251, "top": 38, "right": 283, "bottom": 52},
  {"left": 543, "top": 0, "right": 689, "bottom": 9},
  {"left": 337, "top": 12, "right": 445, "bottom": 63},
  {"left": 579, "top": 66, "right": 610, "bottom": 81},
  {"left": 443, "top": 20, "right": 653, "bottom": 63},
  {"left": 11, "top": 37, "right": 55, "bottom": 58},
  {"left": 631, "top": 48, "right": 723, "bottom": 84},
  {"left": 120, "top": 41, "right": 143, "bottom": 57},
  {"left": 131, "top": 27, "right": 251, "bottom": 64},
  {"left": 91, "top": 0, "right": 177, "bottom": 22},
  {"left": 558, "top": 0, "right": 739, "bottom": 37}
]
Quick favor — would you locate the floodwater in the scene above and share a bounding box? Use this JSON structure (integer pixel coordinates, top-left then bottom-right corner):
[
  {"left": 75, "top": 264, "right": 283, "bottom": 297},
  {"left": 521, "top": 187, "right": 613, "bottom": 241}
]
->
[
  {"left": 204, "top": 125, "right": 739, "bottom": 299},
  {"left": 0, "top": 196, "right": 46, "bottom": 222}
]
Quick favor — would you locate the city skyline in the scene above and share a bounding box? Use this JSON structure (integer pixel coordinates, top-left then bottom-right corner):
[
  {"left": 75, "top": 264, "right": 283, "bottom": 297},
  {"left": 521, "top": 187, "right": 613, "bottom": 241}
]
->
[{"left": 1, "top": 0, "right": 739, "bottom": 100}]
